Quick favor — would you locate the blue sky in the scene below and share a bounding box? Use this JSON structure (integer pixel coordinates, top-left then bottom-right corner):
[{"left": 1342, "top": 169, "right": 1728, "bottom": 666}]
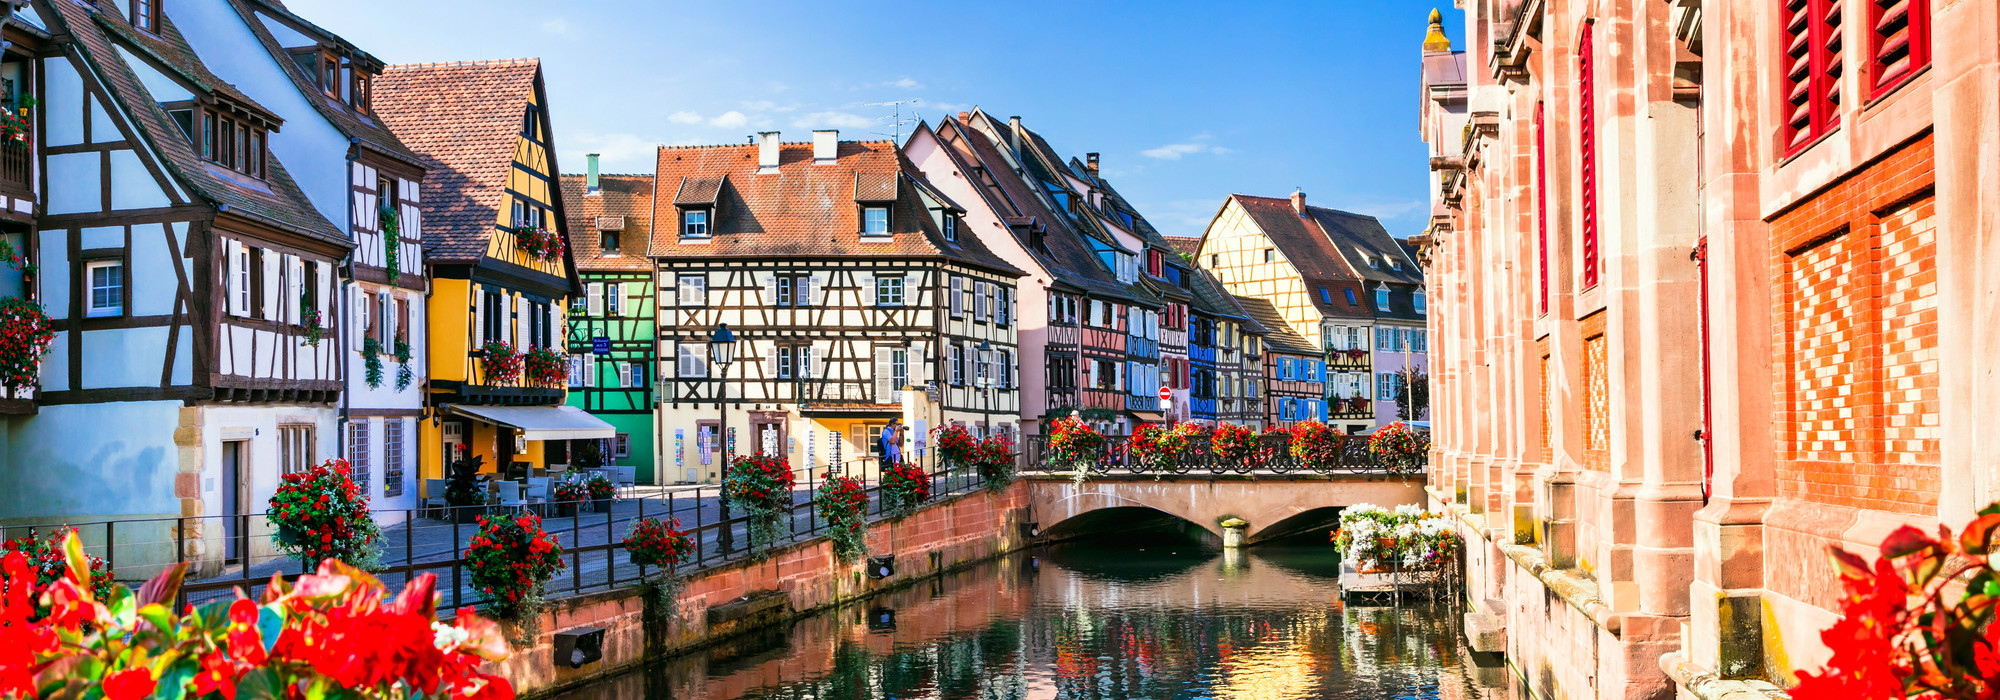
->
[{"left": 287, "top": 0, "right": 1462, "bottom": 238}]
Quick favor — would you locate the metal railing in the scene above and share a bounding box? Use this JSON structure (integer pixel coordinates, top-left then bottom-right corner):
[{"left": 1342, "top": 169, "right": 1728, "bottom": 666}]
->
[
  {"left": 1018, "top": 432, "right": 1428, "bottom": 476},
  {"left": 14, "top": 450, "right": 994, "bottom": 614}
]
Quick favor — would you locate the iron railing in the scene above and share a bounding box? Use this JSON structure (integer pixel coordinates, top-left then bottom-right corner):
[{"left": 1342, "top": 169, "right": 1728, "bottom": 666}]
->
[
  {"left": 9, "top": 450, "right": 992, "bottom": 614},
  {"left": 1018, "top": 431, "right": 1429, "bottom": 476}
]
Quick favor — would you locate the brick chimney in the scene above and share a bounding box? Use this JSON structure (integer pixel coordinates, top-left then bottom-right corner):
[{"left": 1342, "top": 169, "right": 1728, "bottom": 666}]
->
[
  {"left": 812, "top": 130, "right": 838, "bottom": 164},
  {"left": 1008, "top": 116, "right": 1022, "bottom": 156},
  {"left": 1086, "top": 152, "right": 1100, "bottom": 177},
  {"left": 757, "top": 131, "right": 780, "bottom": 173},
  {"left": 1291, "top": 188, "right": 1307, "bottom": 216},
  {"left": 585, "top": 153, "right": 601, "bottom": 197}
]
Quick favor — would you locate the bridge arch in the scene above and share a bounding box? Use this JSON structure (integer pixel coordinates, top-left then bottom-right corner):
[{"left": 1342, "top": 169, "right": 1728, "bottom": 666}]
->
[
  {"left": 1025, "top": 475, "right": 1425, "bottom": 544},
  {"left": 1038, "top": 506, "right": 1220, "bottom": 545}
]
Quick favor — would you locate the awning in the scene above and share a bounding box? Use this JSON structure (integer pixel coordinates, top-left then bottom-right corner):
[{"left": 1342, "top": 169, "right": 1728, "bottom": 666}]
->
[
  {"left": 448, "top": 405, "right": 617, "bottom": 441},
  {"left": 1127, "top": 411, "right": 1166, "bottom": 423}
]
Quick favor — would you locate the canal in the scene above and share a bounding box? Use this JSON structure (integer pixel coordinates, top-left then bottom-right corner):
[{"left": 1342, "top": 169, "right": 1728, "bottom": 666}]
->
[{"left": 554, "top": 520, "right": 1513, "bottom": 699}]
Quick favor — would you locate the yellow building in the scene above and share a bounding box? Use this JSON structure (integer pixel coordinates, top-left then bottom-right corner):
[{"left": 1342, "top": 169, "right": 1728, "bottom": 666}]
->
[{"left": 374, "top": 59, "right": 607, "bottom": 483}]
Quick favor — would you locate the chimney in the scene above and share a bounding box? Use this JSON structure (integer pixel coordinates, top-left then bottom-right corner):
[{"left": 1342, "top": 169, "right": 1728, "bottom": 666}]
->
[
  {"left": 585, "top": 153, "right": 601, "bottom": 197},
  {"left": 1291, "top": 188, "right": 1307, "bottom": 216},
  {"left": 1086, "top": 153, "right": 1099, "bottom": 177},
  {"left": 757, "top": 131, "right": 781, "bottom": 173},
  {"left": 813, "top": 130, "right": 838, "bottom": 164},
  {"left": 1008, "top": 116, "right": 1022, "bottom": 156}
]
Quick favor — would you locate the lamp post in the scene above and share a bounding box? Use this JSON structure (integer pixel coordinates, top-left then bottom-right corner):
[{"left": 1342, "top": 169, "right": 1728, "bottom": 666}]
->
[
  {"left": 976, "top": 341, "right": 993, "bottom": 430},
  {"left": 710, "top": 323, "right": 738, "bottom": 553}
]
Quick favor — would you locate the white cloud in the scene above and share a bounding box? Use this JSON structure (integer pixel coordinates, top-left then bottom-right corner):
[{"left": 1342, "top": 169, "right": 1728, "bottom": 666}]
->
[
  {"left": 793, "top": 111, "right": 880, "bottom": 129},
  {"left": 740, "top": 100, "right": 799, "bottom": 113},
  {"left": 709, "top": 111, "right": 750, "bottom": 128},
  {"left": 540, "top": 17, "right": 571, "bottom": 34},
  {"left": 1141, "top": 143, "right": 1207, "bottom": 160},
  {"left": 891, "top": 78, "right": 922, "bottom": 90},
  {"left": 667, "top": 111, "right": 703, "bottom": 124}
]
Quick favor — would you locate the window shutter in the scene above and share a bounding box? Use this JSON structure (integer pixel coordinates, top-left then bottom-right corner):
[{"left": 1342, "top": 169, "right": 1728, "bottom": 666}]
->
[
  {"left": 1580, "top": 20, "right": 1601, "bottom": 288},
  {"left": 907, "top": 342, "right": 925, "bottom": 383},
  {"left": 807, "top": 273, "right": 824, "bottom": 306},
  {"left": 285, "top": 256, "right": 303, "bottom": 324},
  {"left": 809, "top": 345, "right": 825, "bottom": 379},
  {"left": 583, "top": 353, "right": 598, "bottom": 388},
  {"left": 857, "top": 272, "right": 876, "bottom": 306},
  {"left": 761, "top": 273, "right": 777, "bottom": 306},
  {"left": 617, "top": 362, "right": 631, "bottom": 388},
  {"left": 1008, "top": 350, "right": 1019, "bottom": 388},
  {"left": 763, "top": 346, "right": 777, "bottom": 377},
  {"left": 903, "top": 273, "right": 918, "bottom": 307},
  {"left": 1869, "top": 0, "right": 1930, "bottom": 97},
  {"left": 316, "top": 261, "right": 333, "bottom": 324},
  {"left": 949, "top": 276, "right": 963, "bottom": 317},
  {"left": 261, "top": 249, "right": 279, "bottom": 322},
  {"left": 874, "top": 347, "right": 894, "bottom": 403},
  {"left": 350, "top": 286, "right": 366, "bottom": 351},
  {"left": 377, "top": 292, "right": 392, "bottom": 344},
  {"left": 470, "top": 289, "right": 484, "bottom": 348},
  {"left": 587, "top": 283, "right": 603, "bottom": 316},
  {"left": 1010, "top": 291, "right": 1017, "bottom": 327},
  {"left": 972, "top": 281, "right": 986, "bottom": 321}
]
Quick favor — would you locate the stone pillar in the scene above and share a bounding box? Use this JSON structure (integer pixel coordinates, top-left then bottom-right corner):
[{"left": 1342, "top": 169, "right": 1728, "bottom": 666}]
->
[{"left": 173, "top": 406, "right": 210, "bottom": 577}]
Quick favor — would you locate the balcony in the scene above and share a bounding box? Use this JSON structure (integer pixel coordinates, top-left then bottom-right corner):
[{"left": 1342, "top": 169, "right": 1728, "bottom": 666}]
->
[{"left": 0, "top": 141, "right": 28, "bottom": 198}]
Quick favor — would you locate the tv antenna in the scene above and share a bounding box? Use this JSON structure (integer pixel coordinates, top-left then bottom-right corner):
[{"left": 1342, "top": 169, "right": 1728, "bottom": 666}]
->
[{"left": 866, "top": 99, "right": 920, "bottom": 142}]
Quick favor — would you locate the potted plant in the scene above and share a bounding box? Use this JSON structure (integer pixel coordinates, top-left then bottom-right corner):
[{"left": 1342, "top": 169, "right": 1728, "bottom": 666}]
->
[
  {"left": 1287, "top": 420, "right": 1345, "bottom": 472},
  {"left": 444, "top": 455, "right": 487, "bottom": 523},
  {"left": 974, "top": 434, "right": 1016, "bottom": 491},
  {"left": 1045, "top": 415, "right": 1106, "bottom": 485},
  {"left": 550, "top": 476, "right": 586, "bottom": 517},
  {"left": 881, "top": 461, "right": 931, "bottom": 519},
  {"left": 813, "top": 475, "right": 869, "bottom": 562},
  {"left": 269, "top": 458, "right": 383, "bottom": 571},
  {"left": 0, "top": 297, "right": 54, "bottom": 393},
  {"left": 932, "top": 423, "right": 976, "bottom": 467},
  {"left": 1368, "top": 421, "right": 1428, "bottom": 476},
  {"left": 512, "top": 226, "right": 564, "bottom": 263},
  {"left": 1, "top": 527, "right": 112, "bottom": 600},
  {"left": 585, "top": 472, "right": 615, "bottom": 512},
  {"left": 523, "top": 346, "right": 565, "bottom": 388},
  {"left": 464, "top": 512, "right": 565, "bottom": 643},
  {"left": 722, "top": 453, "right": 795, "bottom": 559},
  {"left": 625, "top": 517, "right": 695, "bottom": 568},
  {"left": 480, "top": 340, "right": 521, "bottom": 385}
]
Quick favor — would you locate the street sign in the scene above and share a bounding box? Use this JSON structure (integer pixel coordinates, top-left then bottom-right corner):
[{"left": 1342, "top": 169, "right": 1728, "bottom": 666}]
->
[
  {"left": 592, "top": 336, "right": 611, "bottom": 356},
  {"left": 1158, "top": 386, "right": 1171, "bottom": 400}
]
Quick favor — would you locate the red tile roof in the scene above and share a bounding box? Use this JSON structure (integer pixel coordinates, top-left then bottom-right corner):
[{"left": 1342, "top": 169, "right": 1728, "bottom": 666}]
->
[
  {"left": 646, "top": 140, "right": 1021, "bottom": 276},
  {"left": 1166, "top": 236, "right": 1203, "bottom": 258},
  {"left": 227, "top": 0, "right": 419, "bottom": 166},
  {"left": 1230, "top": 194, "right": 1371, "bottom": 320},
  {"left": 560, "top": 174, "right": 654, "bottom": 272},
  {"left": 373, "top": 59, "right": 543, "bottom": 263}
]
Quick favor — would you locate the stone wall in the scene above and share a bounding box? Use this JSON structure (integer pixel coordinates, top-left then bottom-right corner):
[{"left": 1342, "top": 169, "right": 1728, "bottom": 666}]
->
[{"left": 487, "top": 482, "right": 1031, "bottom": 697}]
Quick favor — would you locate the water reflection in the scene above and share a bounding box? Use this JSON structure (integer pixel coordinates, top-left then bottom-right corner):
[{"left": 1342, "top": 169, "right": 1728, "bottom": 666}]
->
[{"left": 556, "top": 534, "right": 1511, "bottom": 699}]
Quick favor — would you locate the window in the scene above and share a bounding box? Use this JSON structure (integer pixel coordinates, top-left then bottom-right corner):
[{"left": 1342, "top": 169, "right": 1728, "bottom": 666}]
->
[
  {"left": 322, "top": 55, "right": 339, "bottom": 99},
  {"left": 943, "top": 215, "right": 957, "bottom": 242},
  {"left": 1344, "top": 288, "right": 1358, "bottom": 306},
  {"left": 346, "top": 422, "right": 370, "bottom": 491},
  {"left": 998, "top": 349, "right": 1012, "bottom": 388},
  {"left": 1210, "top": 254, "right": 1220, "bottom": 267},
  {"left": 677, "top": 274, "right": 707, "bottom": 307},
  {"left": 86, "top": 261, "right": 123, "bottom": 317},
  {"left": 1263, "top": 248, "right": 1275, "bottom": 263},
  {"left": 1580, "top": 20, "right": 1603, "bottom": 286},
  {"left": 949, "top": 344, "right": 963, "bottom": 385},
  {"left": 682, "top": 210, "right": 709, "bottom": 238},
  {"left": 1363, "top": 252, "right": 1379, "bottom": 269},
  {"left": 1375, "top": 286, "right": 1390, "bottom": 312},
  {"left": 1412, "top": 330, "right": 1429, "bottom": 353},
  {"left": 862, "top": 207, "right": 889, "bottom": 236},
  {"left": 614, "top": 433, "right": 631, "bottom": 458},
  {"left": 1869, "top": 0, "right": 1931, "bottom": 97},
  {"left": 1414, "top": 292, "right": 1427, "bottom": 315},
  {"left": 200, "top": 112, "right": 266, "bottom": 179},
  {"left": 354, "top": 72, "right": 372, "bottom": 112},
  {"left": 777, "top": 346, "right": 793, "bottom": 379},
  {"left": 773, "top": 275, "right": 809, "bottom": 307},
  {"left": 1377, "top": 373, "right": 1394, "bottom": 401},
  {"left": 627, "top": 362, "right": 647, "bottom": 388},
  {"left": 568, "top": 354, "right": 585, "bottom": 388},
  {"left": 1389, "top": 258, "right": 1402, "bottom": 271},
  {"left": 201, "top": 112, "right": 214, "bottom": 160},
  {"left": 890, "top": 348, "right": 909, "bottom": 388},
  {"left": 875, "top": 276, "right": 904, "bottom": 306},
  {"left": 278, "top": 424, "right": 314, "bottom": 475},
  {"left": 1536, "top": 101, "right": 1550, "bottom": 313},
  {"left": 131, "top": 0, "right": 157, "bottom": 32},
  {"left": 677, "top": 343, "right": 708, "bottom": 378},
  {"left": 1319, "top": 287, "right": 1332, "bottom": 305},
  {"left": 601, "top": 231, "right": 620, "bottom": 256},
  {"left": 1779, "top": 0, "right": 1843, "bottom": 154},
  {"left": 383, "top": 420, "right": 404, "bottom": 497}
]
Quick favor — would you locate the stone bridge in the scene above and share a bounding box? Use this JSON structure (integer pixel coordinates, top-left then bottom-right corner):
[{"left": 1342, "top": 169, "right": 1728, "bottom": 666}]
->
[{"left": 1023, "top": 473, "right": 1427, "bottom": 544}]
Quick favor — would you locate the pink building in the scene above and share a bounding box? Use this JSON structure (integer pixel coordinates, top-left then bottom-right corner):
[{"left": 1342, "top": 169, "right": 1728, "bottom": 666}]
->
[{"left": 1418, "top": 2, "right": 2000, "bottom": 699}]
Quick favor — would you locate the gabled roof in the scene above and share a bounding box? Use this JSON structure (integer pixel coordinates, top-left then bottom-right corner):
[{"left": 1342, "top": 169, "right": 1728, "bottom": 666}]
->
[
  {"left": 944, "top": 112, "right": 1155, "bottom": 305},
  {"left": 645, "top": 139, "right": 1021, "bottom": 277},
  {"left": 373, "top": 59, "right": 544, "bottom": 263},
  {"left": 560, "top": 174, "right": 653, "bottom": 272},
  {"left": 1235, "top": 296, "right": 1318, "bottom": 355},
  {"left": 43, "top": 0, "right": 343, "bottom": 244},
  {"left": 1228, "top": 194, "right": 1366, "bottom": 318},
  {"left": 223, "top": 0, "right": 421, "bottom": 166},
  {"left": 1185, "top": 265, "right": 1251, "bottom": 324},
  {"left": 1309, "top": 207, "right": 1424, "bottom": 287}
]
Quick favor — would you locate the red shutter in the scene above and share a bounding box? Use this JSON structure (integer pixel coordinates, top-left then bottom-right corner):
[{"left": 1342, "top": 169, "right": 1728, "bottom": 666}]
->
[
  {"left": 1868, "top": 0, "right": 1929, "bottom": 97},
  {"left": 1535, "top": 101, "right": 1549, "bottom": 312},
  {"left": 1578, "top": 22, "right": 1600, "bottom": 289},
  {"left": 1780, "top": 0, "right": 1845, "bottom": 154}
]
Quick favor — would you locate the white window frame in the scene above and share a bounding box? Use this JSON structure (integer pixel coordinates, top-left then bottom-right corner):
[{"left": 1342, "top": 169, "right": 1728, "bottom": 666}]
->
[
  {"left": 678, "top": 343, "right": 709, "bottom": 378},
  {"left": 86, "top": 260, "right": 124, "bottom": 318},
  {"left": 943, "top": 215, "right": 957, "bottom": 241},
  {"left": 876, "top": 276, "right": 904, "bottom": 306},
  {"left": 862, "top": 206, "right": 890, "bottom": 236},
  {"left": 614, "top": 433, "right": 631, "bottom": 458},
  {"left": 682, "top": 210, "right": 710, "bottom": 238},
  {"left": 677, "top": 274, "right": 707, "bottom": 307}
]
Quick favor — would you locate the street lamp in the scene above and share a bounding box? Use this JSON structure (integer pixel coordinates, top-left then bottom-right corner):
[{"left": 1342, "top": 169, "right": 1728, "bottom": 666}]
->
[
  {"left": 710, "top": 323, "right": 738, "bottom": 552},
  {"left": 976, "top": 341, "right": 993, "bottom": 430}
]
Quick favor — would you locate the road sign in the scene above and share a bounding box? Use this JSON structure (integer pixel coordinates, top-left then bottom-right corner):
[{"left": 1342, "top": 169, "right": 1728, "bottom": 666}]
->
[
  {"left": 1158, "top": 386, "right": 1172, "bottom": 401},
  {"left": 592, "top": 336, "right": 610, "bottom": 356}
]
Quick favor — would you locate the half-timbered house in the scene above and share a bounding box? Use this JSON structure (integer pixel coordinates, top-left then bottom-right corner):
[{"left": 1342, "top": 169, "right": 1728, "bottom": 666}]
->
[
  {"left": 560, "top": 162, "right": 656, "bottom": 483},
  {"left": 177, "top": 0, "right": 429, "bottom": 515},
  {"left": 2, "top": 0, "right": 354, "bottom": 567},
  {"left": 903, "top": 111, "right": 1160, "bottom": 437},
  {"left": 374, "top": 59, "right": 603, "bottom": 484},
  {"left": 649, "top": 131, "right": 1022, "bottom": 483},
  {"left": 1185, "top": 267, "right": 1263, "bottom": 428},
  {"left": 1239, "top": 296, "right": 1326, "bottom": 428}
]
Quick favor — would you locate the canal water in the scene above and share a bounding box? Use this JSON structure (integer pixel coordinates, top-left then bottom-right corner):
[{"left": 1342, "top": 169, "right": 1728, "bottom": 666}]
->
[{"left": 555, "top": 526, "right": 1516, "bottom": 699}]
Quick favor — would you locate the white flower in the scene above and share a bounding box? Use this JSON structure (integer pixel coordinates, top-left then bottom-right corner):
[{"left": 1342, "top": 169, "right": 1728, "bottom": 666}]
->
[
  {"left": 432, "top": 621, "right": 470, "bottom": 651},
  {"left": 1394, "top": 504, "right": 1424, "bottom": 518}
]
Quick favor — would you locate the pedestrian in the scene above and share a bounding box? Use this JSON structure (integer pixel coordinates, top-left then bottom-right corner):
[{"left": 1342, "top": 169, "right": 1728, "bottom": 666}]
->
[{"left": 880, "top": 418, "right": 903, "bottom": 473}]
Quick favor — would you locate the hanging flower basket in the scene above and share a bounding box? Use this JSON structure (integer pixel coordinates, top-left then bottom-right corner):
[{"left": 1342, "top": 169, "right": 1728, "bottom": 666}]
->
[
  {"left": 465, "top": 512, "right": 564, "bottom": 622},
  {"left": 523, "top": 346, "right": 566, "bottom": 388},
  {"left": 512, "top": 226, "right": 564, "bottom": 263},
  {"left": 1368, "top": 422, "right": 1428, "bottom": 476},
  {"left": 0, "top": 297, "right": 54, "bottom": 392},
  {"left": 624, "top": 517, "right": 694, "bottom": 568},
  {"left": 813, "top": 475, "right": 869, "bottom": 563},
  {"left": 480, "top": 340, "right": 521, "bottom": 385},
  {"left": 881, "top": 461, "right": 931, "bottom": 519},
  {"left": 1287, "top": 420, "right": 1346, "bottom": 471},
  {"left": 1046, "top": 415, "right": 1105, "bottom": 483},
  {"left": 723, "top": 453, "right": 795, "bottom": 558},
  {"left": 0, "top": 96, "right": 35, "bottom": 149},
  {"left": 932, "top": 423, "right": 976, "bottom": 467},
  {"left": 975, "top": 434, "right": 1016, "bottom": 491},
  {"left": 1210, "top": 423, "right": 1257, "bottom": 464},
  {"left": 268, "top": 458, "right": 382, "bottom": 570}
]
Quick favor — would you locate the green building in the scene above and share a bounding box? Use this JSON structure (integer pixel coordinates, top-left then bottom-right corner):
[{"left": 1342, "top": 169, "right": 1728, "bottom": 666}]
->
[{"left": 560, "top": 163, "right": 659, "bottom": 483}]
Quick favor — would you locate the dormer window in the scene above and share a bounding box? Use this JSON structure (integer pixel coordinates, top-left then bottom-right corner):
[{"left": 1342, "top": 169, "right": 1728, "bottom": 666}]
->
[
  {"left": 1375, "top": 286, "right": 1391, "bottom": 311},
  {"left": 1389, "top": 257, "right": 1402, "bottom": 271},
  {"left": 201, "top": 111, "right": 268, "bottom": 179},
  {"left": 1363, "top": 252, "right": 1380, "bottom": 269},
  {"left": 682, "top": 210, "right": 709, "bottom": 238},
  {"left": 321, "top": 56, "right": 339, "bottom": 99},
  {"left": 131, "top": 0, "right": 159, "bottom": 33},
  {"left": 600, "top": 231, "right": 620, "bottom": 256},
  {"left": 862, "top": 207, "right": 889, "bottom": 236},
  {"left": 942, "top": 215, "right": 957, "bottom": 242}
]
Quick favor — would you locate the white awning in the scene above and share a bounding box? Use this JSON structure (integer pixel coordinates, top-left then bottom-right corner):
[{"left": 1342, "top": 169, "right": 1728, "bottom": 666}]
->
[{"left": 447, "top": 405, "right": 617, "bottom": 441}]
